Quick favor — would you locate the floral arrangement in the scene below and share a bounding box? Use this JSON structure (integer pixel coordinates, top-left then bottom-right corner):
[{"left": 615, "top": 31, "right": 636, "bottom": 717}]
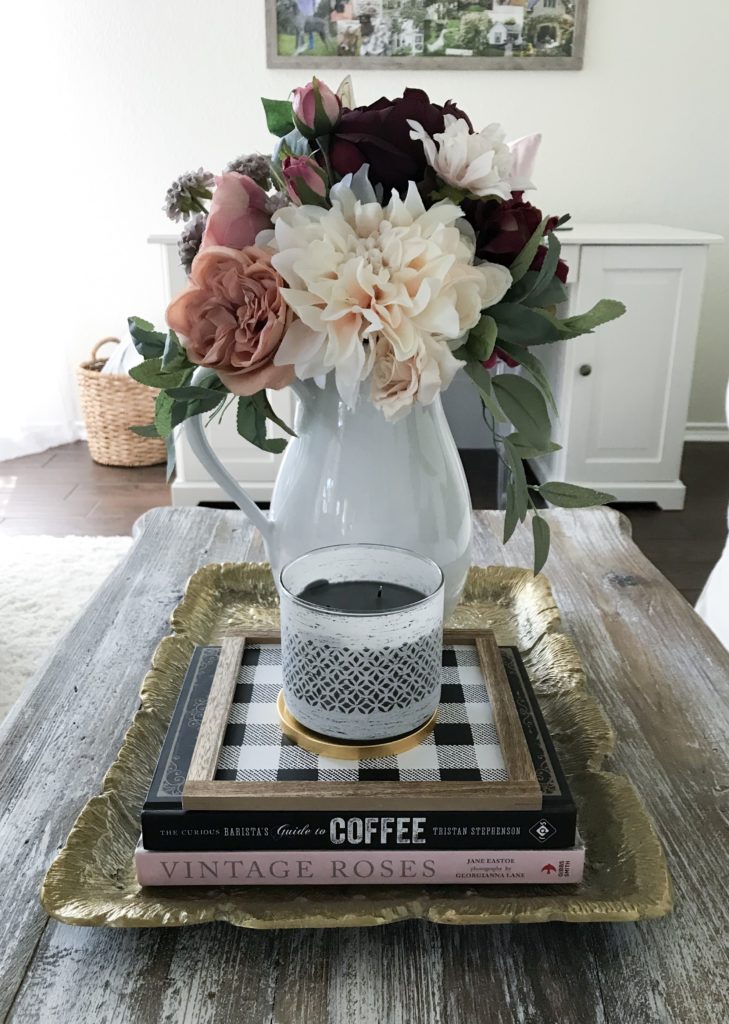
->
[{"left": 129, "top": 78, "right": 623, "bottom": 571}]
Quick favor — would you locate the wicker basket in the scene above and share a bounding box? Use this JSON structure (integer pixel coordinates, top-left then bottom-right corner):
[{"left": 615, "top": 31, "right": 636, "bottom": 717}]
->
[{"left": 77, "top": 338, "right": 166, "bottom": 467}]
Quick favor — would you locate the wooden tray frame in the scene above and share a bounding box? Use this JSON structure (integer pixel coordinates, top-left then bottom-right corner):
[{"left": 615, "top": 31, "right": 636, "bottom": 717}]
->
[{"left": 182, "top": 629, "right": 541, "bottom": 812}]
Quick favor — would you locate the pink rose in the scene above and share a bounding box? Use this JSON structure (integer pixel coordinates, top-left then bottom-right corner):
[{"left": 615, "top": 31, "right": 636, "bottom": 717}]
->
[
  {"left": 291, "top": 78, "right": 341, "bottom": 139},
  {"left": 200, "top": 173, "right": 272, "bottom": 251},
  {"left": 166, "top": 245, "right": 295, "bottom": 395},
  {"left": 281, "top": 155, "right": 327, "bottom": 205}
]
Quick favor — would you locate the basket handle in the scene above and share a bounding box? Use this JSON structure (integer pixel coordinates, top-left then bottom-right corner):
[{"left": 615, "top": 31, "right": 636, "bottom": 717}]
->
[{"left": 90, "top": 337, "right": 121, "bottom": 362}]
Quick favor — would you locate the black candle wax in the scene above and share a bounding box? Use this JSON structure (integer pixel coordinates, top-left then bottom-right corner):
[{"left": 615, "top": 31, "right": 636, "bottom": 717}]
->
[{"left": 297, "top": 579, "right": 427, "bottom": 613}]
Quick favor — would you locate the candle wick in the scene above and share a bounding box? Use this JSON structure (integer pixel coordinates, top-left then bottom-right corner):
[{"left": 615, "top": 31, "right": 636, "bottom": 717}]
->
[{"left": 377, "top": 586, "right": 383, "bottom": 600}]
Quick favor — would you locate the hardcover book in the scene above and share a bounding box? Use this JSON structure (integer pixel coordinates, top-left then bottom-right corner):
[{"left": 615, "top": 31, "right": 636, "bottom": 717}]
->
[
  {"left": 135, "top": 843, "right": 585, "bottom": 887},
  {"left": 141, "top": 643, "right": 577, "bottom": 852}
]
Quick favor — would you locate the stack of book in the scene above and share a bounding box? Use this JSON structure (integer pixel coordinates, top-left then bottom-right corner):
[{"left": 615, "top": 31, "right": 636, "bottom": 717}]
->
[{"left": 135, "top": 638, "right": 583, "bottom": 887}]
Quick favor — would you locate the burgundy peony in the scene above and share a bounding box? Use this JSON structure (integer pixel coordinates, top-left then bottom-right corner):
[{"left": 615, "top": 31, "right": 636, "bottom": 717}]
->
[
  {"left": 466, "top": 193, "right": 568, "bottom": 283},
  {"left": 329, "top": 88, "right": 473, "bottom": 197}
]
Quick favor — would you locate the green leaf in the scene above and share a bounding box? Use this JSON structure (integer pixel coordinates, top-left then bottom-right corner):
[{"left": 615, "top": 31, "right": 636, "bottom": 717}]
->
[
  {"left": 161, "top": 330, "right": 189, "bottom": 373},
  {"left": 129, "top": 358, "right": 166, "bottom": 388},
  {"left": 528, "top": 231, "right": 562, "bottom": 304},
  {"left": 504, "top": 432, "right": 561, "bottom": 460},
  {"left": 555, "top": 299, "right": 626, "bottom": 339},
  {"left": 531, "top": 514, "right": 551, "bottom": 575},
  {"left": 262, "top": 97, "right": 294, "bottom": 137},
  {"left": 236, "top": 396, "right": 288, "bottom": 454},
  {"left": 508, "top": 217, "right": 550, "bottom": 283},
  {"left": 505, "top": 270, "right": 540, "bottom": 305},
  {"left": 466, "top": 315, "right": 498, "bottom": 362},
  {"left": 128, "top": 355, "right": 193, "bottom": 390},
  {"left": 465, "top": 363, "right": 508, "bottom": 423},
  {"left": 252, "top": 392, "right": 296, "bottom": 438},
  {"left": 129, "top": 315, "right": 155, "bottom": 331},
  {"left": 493, "top": 374, "right": 552, "bottom": 448},
  {"left": 503, "top": 481, "right": 520, "bottom": 544},
  {"left": 187, "top": 394, "right": 225, "bottom": 416},
  {"left": 128, "top": 316, "right": 166, "bottom": 358},
  {"left": 165, "top": 385, "right": 223, "bottom": 402},
  {"left": 430, "top": 182, "right": 471, "bottom": 205},
  {"left": 490, "top": 303, "right": 564, "bottom": 346},
  {"left": 129, "top": 423, "right": 160, "bottom": 438},
  {"left": 538, "top": 481, "right": 615, "bottom": 508},
  {"left": 494, "top": 342, "right": 558, "bottom": 415},
  {"left": 154, "top": 391, "right": 176, "bottom": 439},
  {"left": 527, "top": 276, "right": 568, "bottom": 310},
  {"left": 502, "top": 436, "right": 530, "bottom": 521}
]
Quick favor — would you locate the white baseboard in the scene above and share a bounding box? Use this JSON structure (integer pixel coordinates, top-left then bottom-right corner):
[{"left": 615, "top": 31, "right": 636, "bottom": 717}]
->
[{"left": 685, "top": 422, "right": 729, "bottom": 442}]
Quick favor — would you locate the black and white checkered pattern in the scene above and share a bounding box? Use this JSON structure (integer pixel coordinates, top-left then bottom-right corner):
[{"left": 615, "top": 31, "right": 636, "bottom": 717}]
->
[{"left": 216, "top": 644, "right": 508, "bottom": 783}]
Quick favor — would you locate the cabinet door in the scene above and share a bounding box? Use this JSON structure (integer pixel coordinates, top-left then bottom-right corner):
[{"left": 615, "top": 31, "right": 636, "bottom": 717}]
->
[{"left": 564, "top": 245, "right": 707, "bottom": 484}]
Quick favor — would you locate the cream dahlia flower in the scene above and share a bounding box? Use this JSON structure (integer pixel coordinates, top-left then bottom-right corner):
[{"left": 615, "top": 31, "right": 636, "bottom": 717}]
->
[
  {"left": 269, "top": 167, "right": 511, "bottom": 408},
  {"left": 408, "top": 115, "right": 537, "bottom": 200}
]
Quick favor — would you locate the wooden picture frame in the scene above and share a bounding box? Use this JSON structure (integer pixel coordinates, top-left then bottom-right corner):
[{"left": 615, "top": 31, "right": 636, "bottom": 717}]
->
[
  {"left": 265, "top": 0, "right": 587, "bottom": 72},
  {"left": 182, "top": 628, "right": 542, "bottom": 811}
]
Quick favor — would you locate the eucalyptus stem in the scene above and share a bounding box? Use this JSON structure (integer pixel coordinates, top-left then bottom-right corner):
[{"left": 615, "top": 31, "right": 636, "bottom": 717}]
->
[
  {"left": 316, "top": 136, "right": 337, "bottom": 185},
  {"left": 480, "top": 401, "right": 510, "bottom": 477}
]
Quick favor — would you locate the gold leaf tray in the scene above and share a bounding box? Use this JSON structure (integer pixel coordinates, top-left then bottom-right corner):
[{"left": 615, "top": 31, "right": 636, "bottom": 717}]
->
[{"left": 41, "top": 564, "right": 672, "bottom": 928}]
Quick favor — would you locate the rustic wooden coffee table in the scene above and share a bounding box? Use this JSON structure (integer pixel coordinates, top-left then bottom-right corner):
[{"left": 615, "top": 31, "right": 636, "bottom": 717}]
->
[{"left": 1, "top": 508, "right": 728, "bottom": 1024}]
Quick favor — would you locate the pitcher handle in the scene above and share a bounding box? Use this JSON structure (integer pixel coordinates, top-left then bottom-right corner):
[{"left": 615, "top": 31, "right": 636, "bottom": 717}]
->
[{"left": 183, "top": 405, "right": 273, "bottom": 544}]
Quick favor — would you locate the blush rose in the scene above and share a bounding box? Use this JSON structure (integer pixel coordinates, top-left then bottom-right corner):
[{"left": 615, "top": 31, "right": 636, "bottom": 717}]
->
[
  {"left": 201, "top": 172, "right": 272, "bottom": 251},
  {"left": 166, "top": 245, "right": 295, "bottom": 395}
]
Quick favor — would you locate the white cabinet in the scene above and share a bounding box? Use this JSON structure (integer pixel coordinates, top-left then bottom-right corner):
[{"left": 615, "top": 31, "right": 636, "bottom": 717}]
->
[
  {"left": 152, "top": 224, "right": 721, "bottom": 509},
  {"left": 529, "top": 225, "right": 721, "bottom": 510},
  {"left": 150, "top": 235, "right": 295, "bottom": 505}
]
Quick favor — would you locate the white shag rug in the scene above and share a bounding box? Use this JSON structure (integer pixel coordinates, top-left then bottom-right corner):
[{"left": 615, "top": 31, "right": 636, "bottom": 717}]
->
[{"left": 0, "top": 535, "right": 132, "bottom": 723}]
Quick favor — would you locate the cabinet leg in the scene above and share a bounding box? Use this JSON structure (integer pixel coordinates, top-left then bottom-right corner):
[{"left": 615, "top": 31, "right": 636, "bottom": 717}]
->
[{"left": 657, "top": 483, "right": 687, "bottom": 511}]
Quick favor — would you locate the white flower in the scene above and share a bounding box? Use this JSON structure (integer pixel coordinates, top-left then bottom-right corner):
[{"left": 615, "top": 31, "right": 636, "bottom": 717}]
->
[
  {"left": 270, "top": 168, "right": 511, "bottom": 408},
  {"left": 370, "top": 335, "right": 462, "bottom": 422},
  {"left": 408, "top": 115, "right": 539, "bottom": 200}
]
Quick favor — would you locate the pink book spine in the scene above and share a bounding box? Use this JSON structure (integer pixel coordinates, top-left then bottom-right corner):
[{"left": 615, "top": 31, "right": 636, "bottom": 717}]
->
[{"left": 135, "top": 847, "right": 584, "bottom": 887}]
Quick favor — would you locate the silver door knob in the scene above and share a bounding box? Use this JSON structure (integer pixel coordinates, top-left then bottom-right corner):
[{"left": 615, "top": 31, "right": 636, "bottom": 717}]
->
[{"left": 579, "top": 364, "right": 592, "bottom": 377}]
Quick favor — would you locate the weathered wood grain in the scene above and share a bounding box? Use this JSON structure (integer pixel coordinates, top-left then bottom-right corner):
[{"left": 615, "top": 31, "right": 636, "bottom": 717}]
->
[
  {"left": 1, "top": 507, "right": 729, "bottom": 1023},
  {"left": 475, "top": 632, "right": 539, "bottom": 799},
  {"left": 185, "top": 636, "right": 246, "bottom": 788}
]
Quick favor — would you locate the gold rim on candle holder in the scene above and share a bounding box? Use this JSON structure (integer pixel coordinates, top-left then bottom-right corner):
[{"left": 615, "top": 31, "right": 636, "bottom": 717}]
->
[{"left": 276, "top": 691, "right": 437, "bottom": 761}]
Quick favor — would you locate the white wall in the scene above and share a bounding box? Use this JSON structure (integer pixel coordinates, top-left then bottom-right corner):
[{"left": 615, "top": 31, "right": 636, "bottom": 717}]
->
[{"left": 3, "top": 0, "right": 729, "bottom": 429}]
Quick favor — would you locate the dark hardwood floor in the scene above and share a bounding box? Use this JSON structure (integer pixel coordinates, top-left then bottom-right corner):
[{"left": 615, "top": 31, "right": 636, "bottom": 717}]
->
[{"left": 1, "top": 441, "right": 727, "bottom": 604}]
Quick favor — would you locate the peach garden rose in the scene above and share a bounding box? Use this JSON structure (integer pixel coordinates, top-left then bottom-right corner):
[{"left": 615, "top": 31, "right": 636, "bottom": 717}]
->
[{"left": 166, "top": 245, "right": 294, "bottom": 395}]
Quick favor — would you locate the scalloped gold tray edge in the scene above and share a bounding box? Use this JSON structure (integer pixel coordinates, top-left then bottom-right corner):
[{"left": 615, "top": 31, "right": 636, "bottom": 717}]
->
[{"left": 40, "top": 563, "right": 672, "bottom": 929}]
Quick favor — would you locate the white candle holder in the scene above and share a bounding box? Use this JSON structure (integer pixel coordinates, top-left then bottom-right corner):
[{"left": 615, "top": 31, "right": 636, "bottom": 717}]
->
[{"left": 279, "top": 545, "right": 445, "bottom": 742}]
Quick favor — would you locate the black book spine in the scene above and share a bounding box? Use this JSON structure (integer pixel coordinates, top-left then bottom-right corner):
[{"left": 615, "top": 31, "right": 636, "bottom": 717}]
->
[{"left": 141, "top": 807, "right": 576, "bottom": 852}]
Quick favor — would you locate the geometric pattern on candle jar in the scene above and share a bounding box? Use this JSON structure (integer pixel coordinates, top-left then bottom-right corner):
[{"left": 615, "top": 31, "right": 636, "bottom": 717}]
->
[
  {"left": 281, "top": 625, "right": 443, "bottom": 716},
  {"left": 215, "top": 644, "right": 509, "bottom": 783}
]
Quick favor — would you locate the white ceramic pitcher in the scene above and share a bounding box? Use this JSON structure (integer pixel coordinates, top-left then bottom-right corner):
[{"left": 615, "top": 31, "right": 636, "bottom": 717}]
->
[{"left": 184, "top": 375, "right": 473, "bottom": 615}]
